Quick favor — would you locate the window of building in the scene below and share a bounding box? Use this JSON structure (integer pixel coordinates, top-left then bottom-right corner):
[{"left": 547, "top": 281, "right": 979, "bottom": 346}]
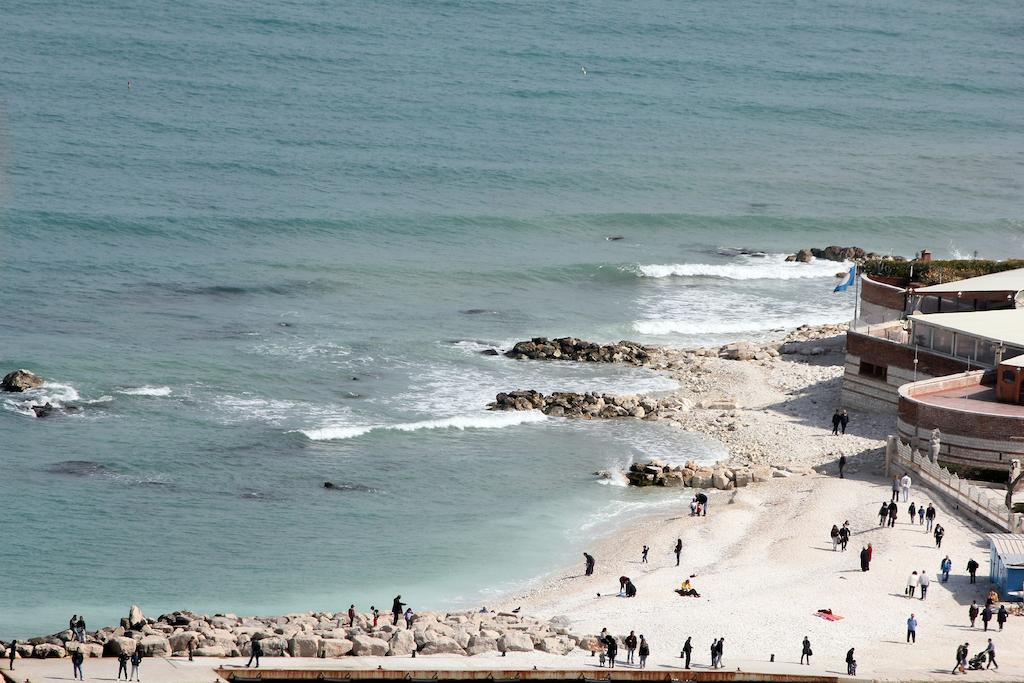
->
[
  {"left": 1004, "top": 370, "right": 1017, "bottom": 384},
  {"left": 955, "top": 334, "right": 976, "bottom": 360},
  {"left": 859, "top": 361, "right": 888, "bottom": 382},
  {"left": 977, "top": 341, "right": 997, "bottom": 366},
  {"left": 913, "top": 325, "right": 932, "bottom": 348},
  {"left": 932, "top": 328, "right": 954, "bottom": 355}
]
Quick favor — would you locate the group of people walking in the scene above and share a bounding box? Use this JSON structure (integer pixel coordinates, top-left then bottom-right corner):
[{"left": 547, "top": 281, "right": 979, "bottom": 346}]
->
[
  {"left": 596, "top": 629, "right": 649, "bottom": 668},
  {"left": 829, "top": 522, "right": 851, "bottom": 551},
  {"left": 967, "top": 601, "right": 1008, "bottom": 631}
]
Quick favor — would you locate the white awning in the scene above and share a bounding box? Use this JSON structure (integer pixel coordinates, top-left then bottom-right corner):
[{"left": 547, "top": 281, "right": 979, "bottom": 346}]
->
[
  {"left": 913, "top": 268, "right": 1024, "bottom": 295},
  {"left": 910, "top": 310, "right": 1024, "bottom": 347}
]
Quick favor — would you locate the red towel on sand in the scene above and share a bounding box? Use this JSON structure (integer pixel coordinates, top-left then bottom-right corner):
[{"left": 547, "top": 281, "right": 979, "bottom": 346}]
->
[{"left": 815, "top": 612, "right": 844, "bottom": 621}]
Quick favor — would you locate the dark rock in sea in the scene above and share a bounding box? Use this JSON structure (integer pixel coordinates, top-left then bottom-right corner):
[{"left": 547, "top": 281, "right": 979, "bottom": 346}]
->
[
  {"left": 794, "top": 249, "right": 815, "bottom": 263},
  {"left": 45, "top": 460, "right": 110, "bottom": 476},
  {"left": 505, "top": 337, "right": 653, "bottom": 366},
  {"left": 460, "top": 308, "right": 498, "bottom": 315},
  {"left": 2, "top": 369, "right": 44, "bottom": 392},
  {"left": 277, "top": 322, "right": 292, "bottom": 327},
  {"left": 323, "top": 481, "right": 376, "bottom": 493},
  {"left": 31, "top": 403, "right": 54, "bottom": 418},
  {"left": 351, "top": 376, "right": 359, "bottom": 381},
  {"left": 480, "top": 348, "right": 500, "bottom": 356}
]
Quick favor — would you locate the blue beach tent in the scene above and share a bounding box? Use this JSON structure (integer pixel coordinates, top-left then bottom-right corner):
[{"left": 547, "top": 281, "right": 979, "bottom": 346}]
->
[{"left": 988, "top": 534, "right": 1024, "bottom": 600}]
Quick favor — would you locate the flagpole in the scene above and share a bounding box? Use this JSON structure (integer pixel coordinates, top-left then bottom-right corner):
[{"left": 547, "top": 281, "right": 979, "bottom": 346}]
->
[{"left": 853, "top": 264, "right": 860, "bottom": 327}]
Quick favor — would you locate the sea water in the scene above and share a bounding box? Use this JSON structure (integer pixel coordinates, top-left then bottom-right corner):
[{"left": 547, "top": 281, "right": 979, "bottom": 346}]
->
[{"left": 1, "top": 0, "right": 1022, "bottom": 636}]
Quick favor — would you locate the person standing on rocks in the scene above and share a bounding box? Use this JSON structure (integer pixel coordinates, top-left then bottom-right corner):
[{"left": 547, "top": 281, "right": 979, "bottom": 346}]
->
[
  {"left": 638, "top": 635, "right": 649, "bottom": 669},
  {"left": 372, "top": 605, "right": 379, "bottom": 627},
  {"left": 800, "top": 636, "right": 812, "bottom": 665},
  {"left": 130, "top": 649, "right": 143, "bottom": 681},
  {"left": 404, "top": 607, "right": 414, "bottom": 629},
  {"left": 71, "top": 649, "right": 84, "bottom": 681},
  {"left": 832, "top": 410, "right": 842, "bottom": 435},
  {"left": 76, "top": 616, "right": 86, "bottom": 643},
  {"left": 392, "top": 595, "right": 406, "bottom": 625},
  {"left": 968, "top": 601, "right": 980, "bottom": 628},
  {"left": 641, "top": 545, "right": 649, "bottom": 563},
  {"left": 624, "top": 631, "right": 637, "bottom": 664},
  {"left": 584, "top": 553, "right": 595, "bottom": 576},
  {"left": 838, "top": 454, "right": 847, "bottom": 477},
  {"left": 117, "top": 650, "right": 130, "bottom": 680},
  {"left": 967, "top": 558, "right": 979, "bottom": 583},
  {"left": 348, "top": 604, "right": 356, "bottom": 627},
  {"left": 681, "top": 636, "right": 692, "bottom": 669},
  {"left": 906, "top": 614, "right": 918, "bottom": 643}
]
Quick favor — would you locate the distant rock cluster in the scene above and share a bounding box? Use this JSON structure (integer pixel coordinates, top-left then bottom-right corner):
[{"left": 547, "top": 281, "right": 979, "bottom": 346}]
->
[
  {"left": 489, "top": 390, "right": 691, "bottom": 420},
  {"left": 504, "top": 337, "right": 654, "bottom": 365},
  {"left": 614, "top": 458, "right": 814, "bottom": 489},
  {"left": 1, "top": 368, "right": 43, "bottom": 392},
  {"left": 786, "top": 246, "right": 906, "bottom": 263},
  {"left": 0, "top": 606, "right": 595, "bottom": 660}
]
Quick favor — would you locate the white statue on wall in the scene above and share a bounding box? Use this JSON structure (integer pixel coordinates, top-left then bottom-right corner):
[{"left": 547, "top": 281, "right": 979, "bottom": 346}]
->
[{"left": 929, "top": 429, "right": 941, "bottom": 463}]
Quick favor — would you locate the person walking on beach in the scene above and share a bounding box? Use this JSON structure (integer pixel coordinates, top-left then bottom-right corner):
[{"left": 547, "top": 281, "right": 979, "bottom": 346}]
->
[
  {"left": 878, "top": 503, "right": 888, "bottom": 526},
  {"left": 900, "top": 473, "right": 912, "bottom": 502},
  {"left": 715, "top": 637, "right": 724, "bottom": 668},
  {"left": 919, "top": 570, "right": 930, "bottom": 599},
  {"left": 800, "top": 636, "right": 812, "bottom": 665},
  {"left": 934, "top": 524, "right": 945, "bottom": 548},
  {"left": 71, "top": 649, "right": 84, "bottom": 681},
  {"left": 681, "top": 636, "right": 692, "bottom": 669},
  {"left": 831, "top": 524, "right": 840, "bottom": 551},
  {"left": 839, "top": 522, "right": 850, "bottom": 551},
  {"left": 637, "top": 635, "right": 649, "bottom": 669},
  {"left": 838, "top": 454, "right": 847, "bottom": 478},
  {"left": 130, "top": 649, "right": 143, "bottom": 681},
  {"left": 605, "top": 634, "right": 617, "bottom": 668},
  {"left": 859, "top": 546, "right": 869, "bottom": 572},
  {"left": 624, "top": 631, "right": 637, "bottom": 664},
  {"left": 246, "top": 639, "right": 261, "bottom": 668},
  {"left": 906, "top": 571, "right": 918, "bottom": 597},
  {"left": 117, "top": 650, "right": 130, "bottom": 680},
  {"left": 891, "top": 477, "right": 900, "bottom": 502},
  {"left": 906, "top": 614, "right": 918, "bottom": 643},
  {"left": 348, "top": 604, "right": 356, "bottom": 627},
  {"left": 986, "top": 639, "right": 998, "bottom": 669},
  {"left": 997, "top": 604, "right": 1008, "bottom": 630},
  {"left": 641, "top": 545, "right": 649, "bottom": 563},
  {"left": 674, "top": 539, "right": 682, "bottom": 566},
  {"left": 187, "top": 635, "right": 195, "bottom": 661},
  {"left": 840, "top": 410, "right": 849, "bottom": 434},
  {"left": 918, "top": 505, "right": 925, "bottom": 525},
  {"left": 7, "top": 640, "right": 15, "bottom": 671},
  {"left": 941, "top": 556, "right": 952, "bottom": 582},
  {"left": 982, "top": 605, "right": 993, "bottom": 631},
  {"left": 925, "top": 503, "right": 936, "bottom": 531},
  {"left": 908, "top": 502, "right": 916, "bottom": 523},
  {"left": 888, "top": 501, "right": 898, "bottom": 527},
  {"left": 392, "top": 595, "right": 406, "bottom": 626},
  {"left": 709, "top": 639, "right": 718, "bottom": 668},
  {"left": 967, "top": 558, "right": 979, "bottom": 583},
  {"left": 969, "top": 601, "right": 980, "bottom": 628},
  {"left": 952, "top": 643, "right": 968, "bottom": 675},
  {"left": 846, "top": 647, "right": 856, "bottom": 676},
  {"left": 696, "top": 492, "right": 708, "bottom": 516},
  {"left": 584, "top": 553, "right": 595, "bottom": 576},
  {"left": 832, "top": 410, "right": 842, "bottom": 435}
]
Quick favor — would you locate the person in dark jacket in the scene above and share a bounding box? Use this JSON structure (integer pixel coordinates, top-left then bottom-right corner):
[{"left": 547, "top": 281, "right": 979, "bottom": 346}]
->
[
  {"left": 8, "top": 640, "right": 16, "bottom": 671},
  {"left": 800, "top": 636, "right": 812, "bottom": 665},
  {"left": 674, "top": 539, "right": 682, "bottom": 566},
  {"left": 584, "top": 553, "right": 595, "bottom": 576},
  {"left": 606, "top": 635, "right": 618, "bottom": 668},
  {"left": 624, "top": 632, "right": 637, "bottom": 664},
  {"left": 934, "top": 525, "right": 945, "bottom": 548},
  {"left": 925, "top": 504, "right": 936, "bottom": 531},
  {"left": 832, "top": 410, "right": 842, "bottom": 435},
  {"left": 839, "top": 523, "right": 850, "bottom": 551},
  {"left": 637, "top": 636, "right": 649, "bottom": 669},
  {"left": 952, "top": 643, "right": 968, "bottom": 675},
  {"left": 392, "top": 595, "right": 406, "bottom": 625},
  {"left": 838, "top": 454, "right": 847, "bottom": 478},
  {"left": 878, "top": 503, "right": 888, "bottom": 526},
  {"left": 969, "top": 601, "right": 980, "bottom": 628},
  {"left": 625, "top": 579, "right": 637, "bottom": 598},
  {"left": 696, "top": 492, "right": 708, "bottom": 516},
  {"left": 71, "top": 650, "right": 84, "bottom": 681},
  {"left": 715, "top": 637, "right": 724, "bottom": 668},
  {"left": 982, "top": 605, "right": 993, "bottom": 631},
  {"left": 846, "top": 647, "right": 856, "bottom": 675},
  {"left": 246, "top": 639, "right": 261, "bottom": 668},
  {"left": 831, "top": 525, "right": 840, "bottom": 551},
  {"left": 859, "top": 546, "right": 869, "bottom": 572},
  {"left": 710, "top": 639, "right": 718, "bottom": 668},
  {"left": 909, "top": 502, "right": 917, "bottom": 522},
  {"left": 967, "top": 558, "right": 980, "bottom": 583},
  {"left": 681, "top": 637, "right": 692, "bottom": 669},
  {"left": 887, "top": 501, "right": 898, "bottom": 527},
  {"left": 130, "top": 650, "right": 143, "bottom": 681},
  {"left": 840, "top": 410, "right": 849, "bottom": 434},
  {"left": 117, "top": 651, "right": 130, "bottom": 680},
  {"left": 997, "top": 605, "right": 1008, "bottom": 630}
]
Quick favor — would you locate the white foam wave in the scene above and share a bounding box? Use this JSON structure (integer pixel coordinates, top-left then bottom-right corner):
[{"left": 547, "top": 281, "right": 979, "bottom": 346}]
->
[
  {"left": 596, "top": 470, "right": 629, "bottom": 487},
  {"left": 118, "top": 386, "right": 172, "bottom": 397},
  {"left": 297, "top": 411, "right": 548, "bottom": 441},
  {"left": 636, "top": 254, "right": 851, "bottom": 280},
  {"left": 2, "top": 381, "right": 82, "bottom": 417},
  {"left": 633, "top": 312, "right": 848, "bottom": 337}
]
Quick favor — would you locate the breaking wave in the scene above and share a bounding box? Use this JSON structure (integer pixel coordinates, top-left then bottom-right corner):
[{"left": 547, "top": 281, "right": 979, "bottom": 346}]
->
[
  {"left": 635, "top": 254, "right": 851, "bottom": 280},
  {"left": 118, "top": 386, "right": 172, "bottom": 396},
  {"left": 297, "top": 411, "right": 548, "bottom": 441}
]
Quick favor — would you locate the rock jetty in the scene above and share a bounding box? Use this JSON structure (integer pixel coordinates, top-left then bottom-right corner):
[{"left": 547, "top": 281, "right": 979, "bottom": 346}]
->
[
  {"left": 785, "top": 246, "right": 907, "bottom": 263},
  {"left": 1, "top": 369, "right": 43, "bottom": 392},
  {"left": 489, "top": 390, "right": 691, "bottom": 420},
  {"left": 616, "top": 458, "right": 813, "bottom": 489},
  {"left": 0, "top": 606, "right": 598, "bottom": 660},
  {"left": 505, "top": 337, "right": 654, "bottom": 365}
]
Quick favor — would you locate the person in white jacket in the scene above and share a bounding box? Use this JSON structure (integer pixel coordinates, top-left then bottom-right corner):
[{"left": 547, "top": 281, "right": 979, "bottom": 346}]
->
[
  {"left": 919, "top": 570, "right": 931, "bottom": 599},
  {"left": 907, "top": 570, "right": 919, "bottom": 598},
  {"left": 900, "top": 473, "right": 912, "bottom": 502}
]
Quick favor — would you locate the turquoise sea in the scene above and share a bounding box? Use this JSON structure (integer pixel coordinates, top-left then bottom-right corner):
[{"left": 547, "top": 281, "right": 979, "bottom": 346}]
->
[{"left": 1, "top": 0, "right": 1022, "bottom": 637}]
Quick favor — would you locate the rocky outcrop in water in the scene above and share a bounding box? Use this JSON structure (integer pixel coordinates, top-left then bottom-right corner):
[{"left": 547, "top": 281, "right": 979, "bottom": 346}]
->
[
  {"left": 619, "top": 458, "right": 797, "bottom": 489},
  {"left": 785, "top": 246, "right": 907, "bottom": 263},
  {"left": 2, "top": 369, "right": 43, "bottom": 392},
  {"left": 505, "top": 337, "right": 653, "bottom": 365},
  {"left": 0, "top": 607, "right": 596, "bottom": 660},
  {"left": 489, "top": 390, "right": 691, "bottom": 419}
]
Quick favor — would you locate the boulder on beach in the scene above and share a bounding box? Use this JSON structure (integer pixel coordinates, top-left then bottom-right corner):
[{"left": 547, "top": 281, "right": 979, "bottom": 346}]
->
[
  {"left": 350, "top": 634, "right": 389, "bottom": 656},
  {"left": 497, "top": 631, "right": 534, "bottom": 653},
  {"left": 2, "top": 369, "right": 43, "bottom": 392},
  {"left": 322, "top": 638, "right": 354, "bottom": 658}
]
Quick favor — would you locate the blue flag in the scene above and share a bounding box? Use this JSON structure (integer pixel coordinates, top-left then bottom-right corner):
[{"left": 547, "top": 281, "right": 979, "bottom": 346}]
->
[{"left": 833, "top": 266, "right": 856, "bottom": 293}]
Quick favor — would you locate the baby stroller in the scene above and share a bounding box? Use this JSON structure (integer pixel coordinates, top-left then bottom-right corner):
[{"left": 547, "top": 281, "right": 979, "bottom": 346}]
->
[{"left": 968, "top": 650, "right": 987, "bottom": 671}]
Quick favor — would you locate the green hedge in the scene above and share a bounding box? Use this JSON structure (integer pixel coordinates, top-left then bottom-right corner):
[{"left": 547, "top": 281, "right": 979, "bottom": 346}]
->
[{"left": 863, "top": 259, "right": 1024, "bottom": 286}]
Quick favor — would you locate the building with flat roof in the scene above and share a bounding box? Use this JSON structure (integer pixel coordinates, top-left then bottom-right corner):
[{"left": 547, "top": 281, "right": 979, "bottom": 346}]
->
[{"left": 989, "top": 534, "right": 1024, "bottom": 599}]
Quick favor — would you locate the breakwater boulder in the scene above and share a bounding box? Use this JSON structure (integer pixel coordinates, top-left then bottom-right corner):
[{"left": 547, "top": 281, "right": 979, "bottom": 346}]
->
[
  {"left": 623, "top": 459, "right": 780, "bottom": 489},
  {"left": 489, "top": 390, "right": 691, "bottom": 419},
  {"left": 2, "top": 369, "right": 43, "bottom": 392},
  {"left": 785, "top": 246, "right": 908, "bottom": 263},
  {"left": 506, "top": 337, "right": 653, "bottom": 365},
  {"left": 0, "top": 607, "right": 603, "bottom": 660}
]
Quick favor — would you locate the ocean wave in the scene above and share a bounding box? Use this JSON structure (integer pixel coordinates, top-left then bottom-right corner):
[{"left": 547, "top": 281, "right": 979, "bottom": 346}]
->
[
  {"left": 297, "top": 411, "right": 548, "bottom": 441},
  {"left": 635, "top": 254, "right": 851, "bottom": 280},
  {"left": 2, "top": 381, "right": 83, "bottom": 417},
  {"left": 633, "top": 312, "right": 847, "bottom": 336},
  {"left": 118, "top": 386, "right": 172, "bottom": 397}
]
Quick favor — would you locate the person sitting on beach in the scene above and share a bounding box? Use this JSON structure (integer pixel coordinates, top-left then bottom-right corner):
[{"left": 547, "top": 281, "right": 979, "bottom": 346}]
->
[
  {"left": 676, "top": 579, "right": 700, "bottom": 597},
  {"left": 625, "top": 579, "right": 637, "bottom": 597},
  {"left": 619, "top": 576, "right": 630, "bottom": 595}
]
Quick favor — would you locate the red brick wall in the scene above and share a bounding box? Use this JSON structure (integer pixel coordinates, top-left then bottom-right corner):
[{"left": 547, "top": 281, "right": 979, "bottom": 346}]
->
[
  {"left": 861, "top": 275, "right": 907, "bottom": 310},
  {"left": 847, "top": 333, "right": 970, "bottom": 376},
  {"left": 900, "top": 399, "right": 1024, "bottom": 441}
]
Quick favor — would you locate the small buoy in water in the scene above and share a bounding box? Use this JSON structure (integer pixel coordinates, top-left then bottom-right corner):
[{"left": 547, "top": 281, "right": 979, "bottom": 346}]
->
[{"left": 323, "top": 482, "right": 336, "bottom": 489}]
